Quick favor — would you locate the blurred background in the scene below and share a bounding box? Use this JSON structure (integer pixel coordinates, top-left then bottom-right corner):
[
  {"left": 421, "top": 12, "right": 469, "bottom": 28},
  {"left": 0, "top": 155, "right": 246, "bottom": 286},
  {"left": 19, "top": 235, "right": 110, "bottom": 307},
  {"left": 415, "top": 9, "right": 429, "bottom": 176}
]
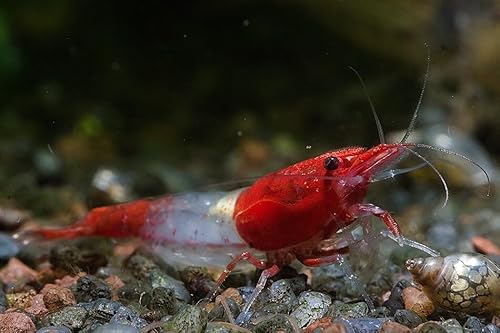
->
[{"left": 0, "top": 1, "right": 499, "bottom": 249}]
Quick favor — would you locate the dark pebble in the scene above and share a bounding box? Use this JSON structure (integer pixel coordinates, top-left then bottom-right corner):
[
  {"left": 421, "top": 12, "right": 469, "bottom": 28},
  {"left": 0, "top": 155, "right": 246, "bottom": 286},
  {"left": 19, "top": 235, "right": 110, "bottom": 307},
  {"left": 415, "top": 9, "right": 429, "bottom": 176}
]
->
[
  {"left": 0, "top": 281, "right": 7, "bottom": 312},
  {"left": 205, "top": 321, "right": 239, "bottom": 332},
  {"left": 50, "top": 244, "right": 107, "bottom": 274},
  {"left": 72, "top": 275, "right": 112, "bottom": 302},
  {"left": 142, "top": 287, "right": 178, "bottom": 320},
  {"left": 463, "top": 316, "right": 485, "bottom": 333},
  {"left": 483, "top": 324, "right": 500, "bottom": 333},
  {"left": 179, "top": 266, "right": 216, "bottom": 301},
  {"left": 109, "top": 304, "right": 148, "bottom": 329},
  {"left": 394, "top": 309, "right": 423, "bottom": 329},
  {"left": 418, "top": 322, "right": 448, "bottom": 333},
  {"left": 208, "top": 297, "right": 240, "bottom": 322},
  {"left": 383, "top": 280, "right": 412, "bottom": 315},
  {"left": 41, "top": 305, "right": 89, "bottom": 330},
  {"left": 254, "top": 313, "right": 296, "bottom": 333},
  {"left": 118, "top": 280, "right": 152, "bottom": 306},
  {"left": 260, "top": 279, "right": 297, "bottom": 315},
  {"left": 329, "top": 301, "right": 369, "bottom": 319},
  {"left": 161, "top": 304, "right": 208, "bottom": 333},
  {"left": 124, "top": 252, "right": 190, "bottom": 303}
]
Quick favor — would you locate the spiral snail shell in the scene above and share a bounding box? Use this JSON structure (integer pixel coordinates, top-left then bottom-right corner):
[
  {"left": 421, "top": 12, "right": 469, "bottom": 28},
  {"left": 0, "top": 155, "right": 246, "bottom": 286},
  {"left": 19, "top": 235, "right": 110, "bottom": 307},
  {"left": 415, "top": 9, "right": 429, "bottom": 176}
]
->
[{"left": 405, "top": 253, "right": 500, "bottom": 316}]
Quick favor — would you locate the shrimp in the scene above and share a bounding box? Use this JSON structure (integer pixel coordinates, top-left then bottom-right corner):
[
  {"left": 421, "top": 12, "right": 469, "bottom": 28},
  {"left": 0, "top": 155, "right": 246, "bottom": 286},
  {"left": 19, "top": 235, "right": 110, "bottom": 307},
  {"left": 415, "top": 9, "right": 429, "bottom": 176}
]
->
[{"left": 24, "top": 49, "right": 490, "bottom": 324}]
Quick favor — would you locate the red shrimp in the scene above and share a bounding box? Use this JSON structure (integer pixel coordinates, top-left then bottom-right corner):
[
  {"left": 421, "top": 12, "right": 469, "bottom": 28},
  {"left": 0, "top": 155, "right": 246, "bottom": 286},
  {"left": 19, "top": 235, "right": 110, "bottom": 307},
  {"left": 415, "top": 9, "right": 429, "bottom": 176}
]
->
[{"left": 25, "top": 53, "right": 489, "bottom": 324}]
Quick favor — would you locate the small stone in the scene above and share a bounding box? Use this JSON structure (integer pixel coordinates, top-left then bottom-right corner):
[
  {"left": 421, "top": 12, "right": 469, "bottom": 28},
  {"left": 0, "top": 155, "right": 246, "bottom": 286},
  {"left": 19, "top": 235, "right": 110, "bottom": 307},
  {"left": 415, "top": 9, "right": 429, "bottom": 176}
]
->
[
  {"left": 161, "top": 304, "right": 207, "bottom": 333},
  {"left": 146, "top": 287, "right": 178, "bottom": 319},
  {"left": 415, "top": 322, "right": 447, "bottom": 333},
  {"left": 105, "top": 275, "right": 125, "bottom": 300},
  {"left": 328, "top": 301, "right": 369, "bottom": 319},
  {"left": 441, "top": 319, "right": 463, "bottom": 333},
  {"left": 72, "top": 275, "right": 112, "bottom": 302},
  {"left": 380, "top": 321, "right": 412, "bottom": 333},
  {"left": 41, "top": 284, "right": 76, "bottom": 311},
  {"left": 0, "top": 312, "right": 36, "bottom": 333},
  {"left": 6, "top": 289, "right": 37, "bottom": 309},
  {"left": 40, "top": 305, "right": 88, "bottom": 330},
  {"left": 402, "top": 286, "right": 435, "bottom": 317},
  {"left": 394, "top": 309, "right": 423, "bottom": 329},
  {"left": 0, "top": 258, "right": 38, "bottom": 286},
  {"left": 207, "top": 297, "right": 239, "bottom": 323},
  {"left": 205, "top": 321, "right": 241, "bottom": 333},
  {"left": 221, "top": 287, "right": 243, "bottom": 306},
  {"left": 463, "top": 316, "right": 484, "bottom": 333},
  {"left": 383, "top": 280, "right": 412, "bottom": 315},
  {"left": 25, "top": 294, "right": 49, "bottom": 317},
  {"left": 36, "top": 326, "right": 72, "bottom": 333},
  {"left": 290, "top": 291, "right": 331, "bottom": 328},
  {"left": 109, "top": 303, "right": 148, "bottom": 329},
  {"left": 254, "top": 313, "right": 296, "bottom": 333},
  {"left": 54, "top": 273, "right": 85, "bottom": 289},
  {"left": 323, "top": 322, "right": 348, "bottom": 333},
  {"left": 124, "top": 252, "right": 190, "bottom": 303},
  {"left": 471, "top": 236, "right": 500, "bottom": 256},
  {"left": 483, "top": 324, "right": 500, "bottom": 333},
  {"left": 93, "top": 323, "right": 140, "bottom": 333},
  {"left": 179, "top": 266, "right": 216, "bottom": 301},
  {"left": 260, "top": 279, "right": 297, "bottom": 315},
  {"left": 333, "top": 318, "right": 388, "bottom": 333},
  {"left": 49, "top": 244, "right": 107, "bottom": 274}
]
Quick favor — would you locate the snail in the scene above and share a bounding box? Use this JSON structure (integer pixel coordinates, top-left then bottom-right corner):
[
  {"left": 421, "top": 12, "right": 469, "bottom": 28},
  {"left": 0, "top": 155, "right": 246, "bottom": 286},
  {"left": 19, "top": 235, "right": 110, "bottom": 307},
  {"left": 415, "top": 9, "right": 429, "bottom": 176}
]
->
[{"left": 406, "top": 253, "right": 500, "bottom": 316}]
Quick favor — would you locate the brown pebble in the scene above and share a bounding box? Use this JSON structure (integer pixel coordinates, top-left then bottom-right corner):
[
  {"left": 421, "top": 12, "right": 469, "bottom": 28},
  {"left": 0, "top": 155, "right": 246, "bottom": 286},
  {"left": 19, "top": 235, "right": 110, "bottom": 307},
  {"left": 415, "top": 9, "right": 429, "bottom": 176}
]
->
[
  {"left": 105, "top": 275, "right": 125, "bottom": 301},
  {"left": 402, "top": 286, "right": 435, "bottom": 317},
  {"left": 304, "top": 317, "right": 333, "bottom": 333},
  {"left": 25, "top": 294, "right": 48, "bottom": 317},
  {"left": 380, "top": 321, "right": 412, "bottom": 333},
  {"left": 221, "top": 288, "right": 243, "bottom": 306},
  {"left": 6, "top": 290, "right": 36, "bottom": 309},
  {"left": 0, "top": 258, "right": 38, "bottom": 286},
  {"left": 323, "top": 322, "right": 348, "bottom": 333},
  {"left": 54, "top": 273, "right": 86, "bottom": 289},
  {"left": 40, "top": 284, "right": 76, "bottom": 311},
  {"left": 472, "top": 236, "right": 500, "bottom": 256},
  {"left": 0, "top": 312, "right": 36, "bottom": 333}
]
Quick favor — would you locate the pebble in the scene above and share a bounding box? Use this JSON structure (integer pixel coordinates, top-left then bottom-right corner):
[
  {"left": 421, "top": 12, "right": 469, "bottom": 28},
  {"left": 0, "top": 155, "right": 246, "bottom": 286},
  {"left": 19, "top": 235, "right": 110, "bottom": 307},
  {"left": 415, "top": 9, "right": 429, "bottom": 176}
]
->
[
  {"left": 0, "top": 232, "right": 20, "bottom": 261},
  {"left": 109, "top": 303, "right": 148, "bottom": 328},
  {"left": 205, "top": 321, "right": 245, "bottom": 333},
  {"left": 179, "top": 266, "right": 217, "bottom": 301},
  {"left": 290, "top": 291, "right": 331, "bottom": 328},
  {"left": 41, "top": 284, "right": 76, "bottom": 311},
  {"left": 394, "top": 309, "right": 424, "bottom": 329},
  {"left": 260, "top": 279, "right": 297, "bottom": 315},
  {"left": 93, "top": 323, "right": 140, "bottom": 333},
  {"left": 124, "top": 252, "right": 191, "bottom": 303},
  {"left": 328, "top": 301, "right": 369, "bottom": 319},
  {"left": 36, "top": 327, "right": 72, "bottom": 333},
  {"left": 0, "top": 258, "right": 38, "bottom": 286},
  {"left": 208, "top": 297, "right": 240, "bottom": 322},
  {"left": 463, "top": 317, "right": 484, "bottom": 333},
  {"left": 415, "top": 322, "right": 447, "bottom": 333},
  {"left": 0, "top": 206, "right": 28, "bottom": 230},
  {"left": 72, "top": 275, "right": 112, "bottom": 302},
  {"left": 380, "top": 321, "right": 412, "bottom": 333},
  {"left": 440, "top": 318, "right": 463, "bottom": 333},
  {"left": 383, "top": 280, "right": 412, "bottom": 315},
  {"left": 161, "top": 304, "right": 208, "bottom": 333},
  {"left": 254, "top": 313, "right": 298, "bottom": 333},
  {"left": 25, "top": 293, "right": 49, "bottom": 317},
  {"left": 402, "top": 286, "right": 435, "bottom": 318},
  {"left": 0, "top": 312, "right": 36, "bottom": 333},
  {"left": 40, "top": 305, "right": 89, "bottom": 330},
  {"left": 6, "top": 289, "right": 37, "bottom": 309},
  {"left": 333, "top": 317, "right": 388, "bottom": 333},
  {"left": 143, "top": 286, "right": 178, "bottom": 320},
  {"left": 49, "top": 244, "right": 107, "bottom": 274}
]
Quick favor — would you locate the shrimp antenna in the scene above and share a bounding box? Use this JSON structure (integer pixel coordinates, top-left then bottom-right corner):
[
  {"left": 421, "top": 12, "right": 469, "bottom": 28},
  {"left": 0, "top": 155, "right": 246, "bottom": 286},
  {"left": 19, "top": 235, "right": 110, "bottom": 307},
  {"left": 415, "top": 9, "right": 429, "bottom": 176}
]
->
[
  {"left": 401, "top": 42, "right": 431, "bottom": 143},
  {"left": 348, "top": 66, "right": 385, "bottom": 144},
  {"left": 404, "top": 147, "right": 449, "bottom": 208},
  {"left": 410, "top": 143, "right": 491, "bottom": 196}
]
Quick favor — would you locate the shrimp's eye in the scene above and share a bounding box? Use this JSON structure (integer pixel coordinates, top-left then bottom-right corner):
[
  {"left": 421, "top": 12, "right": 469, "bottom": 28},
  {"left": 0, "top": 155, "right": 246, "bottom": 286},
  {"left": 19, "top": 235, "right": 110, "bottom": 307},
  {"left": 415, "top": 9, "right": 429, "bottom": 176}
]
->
[{"left": 323, "top": 156, "right": 340, "bottom": 171}]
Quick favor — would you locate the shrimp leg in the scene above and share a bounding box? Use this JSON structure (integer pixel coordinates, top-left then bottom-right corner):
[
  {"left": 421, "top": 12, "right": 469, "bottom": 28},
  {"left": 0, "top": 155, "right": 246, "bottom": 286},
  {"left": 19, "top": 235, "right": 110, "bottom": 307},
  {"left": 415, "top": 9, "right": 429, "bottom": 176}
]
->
[
  {"left": 235, "top": 264, "right": 280, "bottom": 325},
  {"left": 348, "top": 203, "right": 401, "bottom": 239}
]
